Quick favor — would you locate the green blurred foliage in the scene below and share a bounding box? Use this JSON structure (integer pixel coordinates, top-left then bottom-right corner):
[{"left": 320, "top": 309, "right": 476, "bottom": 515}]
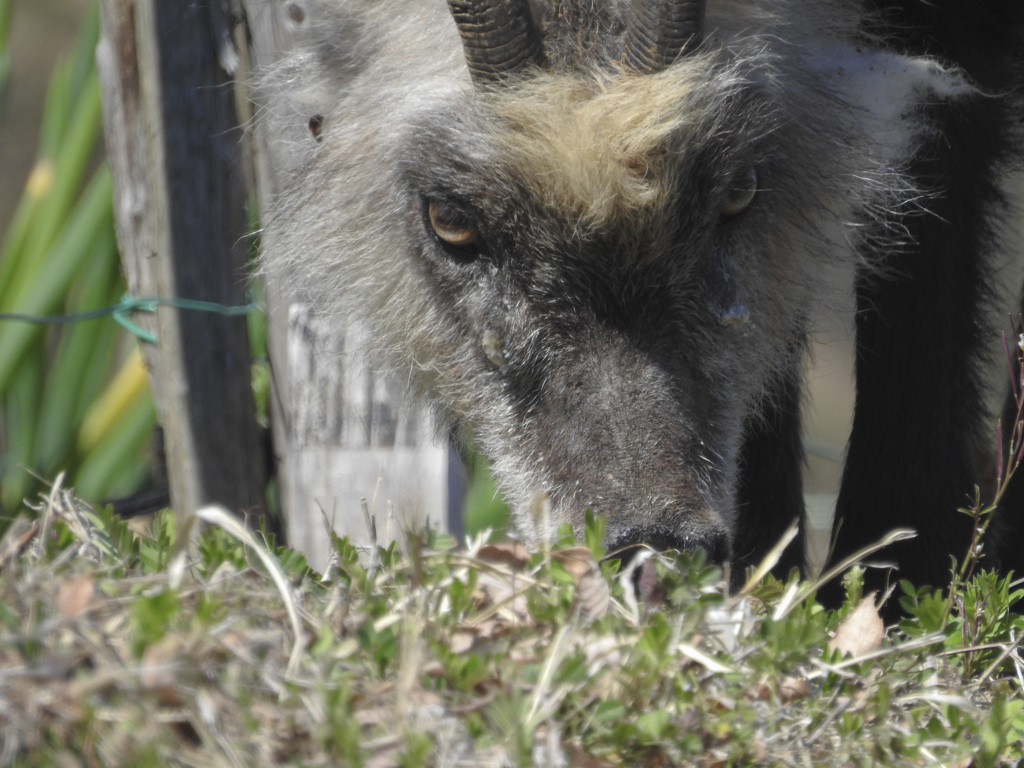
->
[{"left": 0, "top": 1, "right": 156, "bottom": 525}]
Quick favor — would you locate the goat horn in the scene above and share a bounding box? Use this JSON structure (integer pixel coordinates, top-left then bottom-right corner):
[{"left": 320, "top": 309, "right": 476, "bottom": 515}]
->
[
  {"left": 447, "top": 0, "right": 545, "bottom": 82},
  {"left": 622, "top": 0, "right": 706, "bottom": 73}
]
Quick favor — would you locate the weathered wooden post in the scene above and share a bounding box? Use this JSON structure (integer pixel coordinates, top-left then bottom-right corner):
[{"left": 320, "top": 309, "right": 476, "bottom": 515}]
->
[
  {"left": 96, "top": 0, "right": 265, "bottom": 529},
  {"left": 241, "top": 0, "right": 463, "bottom": 570},
  {"left": 97, "top": 0, "right": 460, "bottom": 568}
]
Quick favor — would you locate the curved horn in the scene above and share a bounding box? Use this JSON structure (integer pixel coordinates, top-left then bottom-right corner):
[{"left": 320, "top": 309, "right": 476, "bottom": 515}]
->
[
  {"left": 447, "top": 0, "right": 545, "bottom": 83},
  {"left": 622, "top": 0, "right": 706, "bottom": 73}
]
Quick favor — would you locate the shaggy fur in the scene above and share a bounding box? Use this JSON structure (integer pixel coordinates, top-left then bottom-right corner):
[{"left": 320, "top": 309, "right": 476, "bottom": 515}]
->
[{"left": 260, "top": 0, "right": 1024, "bottom": 606}]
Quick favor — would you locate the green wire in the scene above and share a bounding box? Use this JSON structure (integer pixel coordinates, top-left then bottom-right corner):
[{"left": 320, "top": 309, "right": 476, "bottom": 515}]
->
[{"left": 0, "top": 294, "right": 258, "bottom": 344}]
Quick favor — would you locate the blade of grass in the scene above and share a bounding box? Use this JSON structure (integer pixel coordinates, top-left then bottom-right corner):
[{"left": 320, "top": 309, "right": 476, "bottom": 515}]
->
[
  {"left": 77, "top": 346, "right": 150, "bottom": 456},
  {"left": 0, "top": 0, "right": 11, "bottom": 110},
  {"left": 1, "top": 348, "right": 45, "bottom": 511},
  {"left": 0, "top": 165, "right": 113, "bottom": 395},
  {"left": 70, "top": 373, "right": 155, "bottom": 502},
  {"left": 193, "top": 505, "right": 307, "bottom": 676},
  {"left": 61, "top": 3, "right": 100, "bottom": 129},
  {"left": 0, "top": 71, "right": 102, "bottom": 310},
  {"left": 773, "top": 527, "right": 918, "bottom": 620},
  {"left": 737, "top": 520, "right": 800, "bottom": 596},
  {"left": 7, "top": 74, "right": 103, "bottom": 300},
  {"left": 67, "top": 276, "right": 129, "bottom": 427},
  {"left": 35, "top": 2, "right": 100, "bottom": 160},
  {"left": 32, "top": 224, "right": 122, "bottom": 474},
  {"left": 0, "top": 161, "right": 55, "bottom": 308}
]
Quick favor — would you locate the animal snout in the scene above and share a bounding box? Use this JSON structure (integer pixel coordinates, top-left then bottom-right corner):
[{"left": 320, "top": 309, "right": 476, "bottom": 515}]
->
[{"left": 604, "top": 521, "right": 731, "bottom": 567}]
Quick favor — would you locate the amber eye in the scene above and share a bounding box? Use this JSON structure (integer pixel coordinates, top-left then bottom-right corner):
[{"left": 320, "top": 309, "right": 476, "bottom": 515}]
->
[
  {"left": 720, "top": 167, "right": 758, "bottom": 220},
  {"left": 427, "top": 199, "right": 480, "bottom": 248}
]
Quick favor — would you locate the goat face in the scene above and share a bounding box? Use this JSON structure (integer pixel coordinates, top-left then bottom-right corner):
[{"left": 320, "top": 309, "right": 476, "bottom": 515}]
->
[
  {"left": 399, "top": 64, "right": 831, "bottom": 559},
  {"left": 264, "top": 0, "right": 980, "bottom": 569}
]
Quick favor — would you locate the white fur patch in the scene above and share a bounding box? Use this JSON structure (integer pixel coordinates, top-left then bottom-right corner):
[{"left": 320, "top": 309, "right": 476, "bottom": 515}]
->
[{"left": 806, "top": 44, "right": 979, "bottom": 161}]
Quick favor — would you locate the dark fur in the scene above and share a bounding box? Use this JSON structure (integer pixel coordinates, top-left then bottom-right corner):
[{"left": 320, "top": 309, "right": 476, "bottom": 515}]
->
[{"left": 822, "top": 0, "right": 1024, "bottom": 606}]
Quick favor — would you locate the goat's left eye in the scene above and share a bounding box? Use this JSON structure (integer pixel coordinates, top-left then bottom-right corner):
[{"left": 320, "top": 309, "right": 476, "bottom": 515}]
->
[
  {"left": 720, "top": 167, "right": 758, "bottom": 220},
  {"left": 427, "top": 200, "right": 480, "bottom": 248}
]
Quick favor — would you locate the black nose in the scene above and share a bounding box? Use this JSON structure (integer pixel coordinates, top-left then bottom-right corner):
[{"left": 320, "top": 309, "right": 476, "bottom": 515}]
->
[{"left": 604, "top": 524, "right": 730, "bottom": 567}]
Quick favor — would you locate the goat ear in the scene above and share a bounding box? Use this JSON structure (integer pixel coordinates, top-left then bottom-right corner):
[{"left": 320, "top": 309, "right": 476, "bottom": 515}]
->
[
  {"left": 620, "top": 0, "right": 707, "bottom": 73},
  {"left": 446, "top": 0, "right": 545, "bottom": 82}
]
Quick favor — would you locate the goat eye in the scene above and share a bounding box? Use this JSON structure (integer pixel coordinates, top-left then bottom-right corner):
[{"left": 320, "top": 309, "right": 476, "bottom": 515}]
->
[
  {"left": 720, "top": 167, "right": 758, "bottom": 220},
  {"left": 427, "top": 200, "right": 480, "bottom": 248}
]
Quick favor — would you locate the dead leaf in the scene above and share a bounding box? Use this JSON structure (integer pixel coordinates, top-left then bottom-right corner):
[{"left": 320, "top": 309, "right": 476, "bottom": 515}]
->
[
  {"left": 449, "top": 616, "right": 515, "bottom": 653},
  {"left": 474, "top": 573, "right": 531, "bottom": 621},
  {"left": 829, "top": 593, "right": 885, "bottom": 658},
  {"left": 554, "top": 548, "right": 611, "bottom": 619},
  {"left": 0, "top": 518, "right": 39, "bottom": 572},
  {"left": 476, "top": 542, "right": 531, "bottom": 569},
  {"left": 56, "top": 573, "right": 95, "bottom": 619},
  {"left": 748, "top": 681, "right": 769, "bottom": 701},
  {"left": 779, "top": 676, "right": 812, "bottom": 703},
  {"left": 552, "top": 547, "right": 594, "bottom": 580},
  {"left": 748, "top": 676, "right": 810, "bottom": 704},
  {"left": 449, "top": 630, "right": 475, "bottom": 654},
  {"left": 576, "top": 566, "right": 612, "bottom": 619},
  {"left": 357, "top": 706, "right": 393, "bottom": 728},
  {"left": 141, "top": 636, "right": 190, "bottom": 707}
]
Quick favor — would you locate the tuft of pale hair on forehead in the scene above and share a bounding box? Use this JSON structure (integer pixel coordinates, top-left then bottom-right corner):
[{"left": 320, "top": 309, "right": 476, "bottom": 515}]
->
[{"left": 490, "top": 65, "right": 707, "bottom": 233}]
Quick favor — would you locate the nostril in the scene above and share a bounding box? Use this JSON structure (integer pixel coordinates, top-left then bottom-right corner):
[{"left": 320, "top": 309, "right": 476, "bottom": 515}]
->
[
  {"left": 605, "top": 524, "right": 730, "bottom": 567},
  {"left": 604, "top": 524, "right": 731, "bottom": 605}
]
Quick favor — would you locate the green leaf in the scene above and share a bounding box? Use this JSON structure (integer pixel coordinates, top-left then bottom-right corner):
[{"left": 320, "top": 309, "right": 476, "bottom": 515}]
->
[
  {"left": 69, "top": 379, "right": 155, "bottom": 502},
  {"left": 977, "top": 696, "right": 1024, "bottom": 767},
  {"left": 32, "top": 225, "right": 122, "bottom": 475},
  {"left": 0, "top": 0, "right": 11, "bottom": 110},
  {"left": 0, "top": 73, "right": 103, "bottom": 309},
  {"left": 635, "top": 709, "right": 670, "bottom": 744},
  {"left": 130, "top": 589, "right": 179, "bottom": 658},
  {"left": 1, "top": 347, "right": 44, "bottom": 510},
  {"left": 0, "top": 166, "right": 114, "bottom": 396}
]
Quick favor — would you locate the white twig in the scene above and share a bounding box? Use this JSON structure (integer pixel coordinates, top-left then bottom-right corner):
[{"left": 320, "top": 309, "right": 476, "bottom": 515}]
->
[{"left": 195, "top": 505, "right": 307, "bottom": 676}]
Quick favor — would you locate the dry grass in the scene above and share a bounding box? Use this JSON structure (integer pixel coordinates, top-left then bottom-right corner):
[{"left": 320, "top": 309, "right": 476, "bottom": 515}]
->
[{"left": 1, "top": 478, "right": 1023, "bottom": 767}]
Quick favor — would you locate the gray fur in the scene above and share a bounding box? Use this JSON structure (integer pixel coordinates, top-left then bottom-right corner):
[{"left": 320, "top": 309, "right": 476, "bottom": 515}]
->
[{"left": 260, "top": 0, "right": 977, "bottom": 562}]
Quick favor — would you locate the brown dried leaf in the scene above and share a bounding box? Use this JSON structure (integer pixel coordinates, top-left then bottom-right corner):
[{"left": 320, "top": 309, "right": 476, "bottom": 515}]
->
[
  {"left": 475, "top": 574, "right": 531, "bottom": 622},
  {"left": 449, "top": 630, "right": 475, "bottom": 654},
  {"left": 563, "top": 742, "right": 618, "bottom": 767},
  {"left": 829, "top": 593, "right": 885, "bottom": 658},
  {"left": 747, "top": 675, "right": 809, "bottom": 704},
  {"left": 357, "top": 706, "right": 392, "bottom": 728},
  {"left": 365, "top": 751, "right": 401, "bottom": 768},
  {"left": 56, "top": 573, "right": 94, "bottom": 619},
  {"left": 0, "top": 518, "right": 39, "bottom": 572},
  {"left": 554, "top": 548, "right": 611, "bottom": 619},
  {"left": 575, "top": 564, "right": 611, "bottom": 619},
  {"left": 552, "top": 547, "right": 595, "bottom": 580},
  {"left": 748, "top": 681, "right": 769, "bottom": 701},
  {"left": 779, "top": 675, "right": 812, "bottom": 703},
  {"left": 141, "top": 636, "right": 189, "bottom": 707},
  {"left": 476, "top": 542, "right": 531, "bottom": 569},
  {"left": 449, "top": 616, "right": 512, "bottom": 654}
]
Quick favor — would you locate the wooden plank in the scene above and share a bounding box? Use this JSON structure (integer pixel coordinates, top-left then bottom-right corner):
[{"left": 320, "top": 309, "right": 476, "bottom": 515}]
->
[
  {"left": 96, "top": 0, "right": 265, "bottom": 529},
  {"left": 278, "top": 306, "right": 461, "bottom": 567},
  {"left": 240, "top": 0, "right": 463, "bottom": 569}
]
